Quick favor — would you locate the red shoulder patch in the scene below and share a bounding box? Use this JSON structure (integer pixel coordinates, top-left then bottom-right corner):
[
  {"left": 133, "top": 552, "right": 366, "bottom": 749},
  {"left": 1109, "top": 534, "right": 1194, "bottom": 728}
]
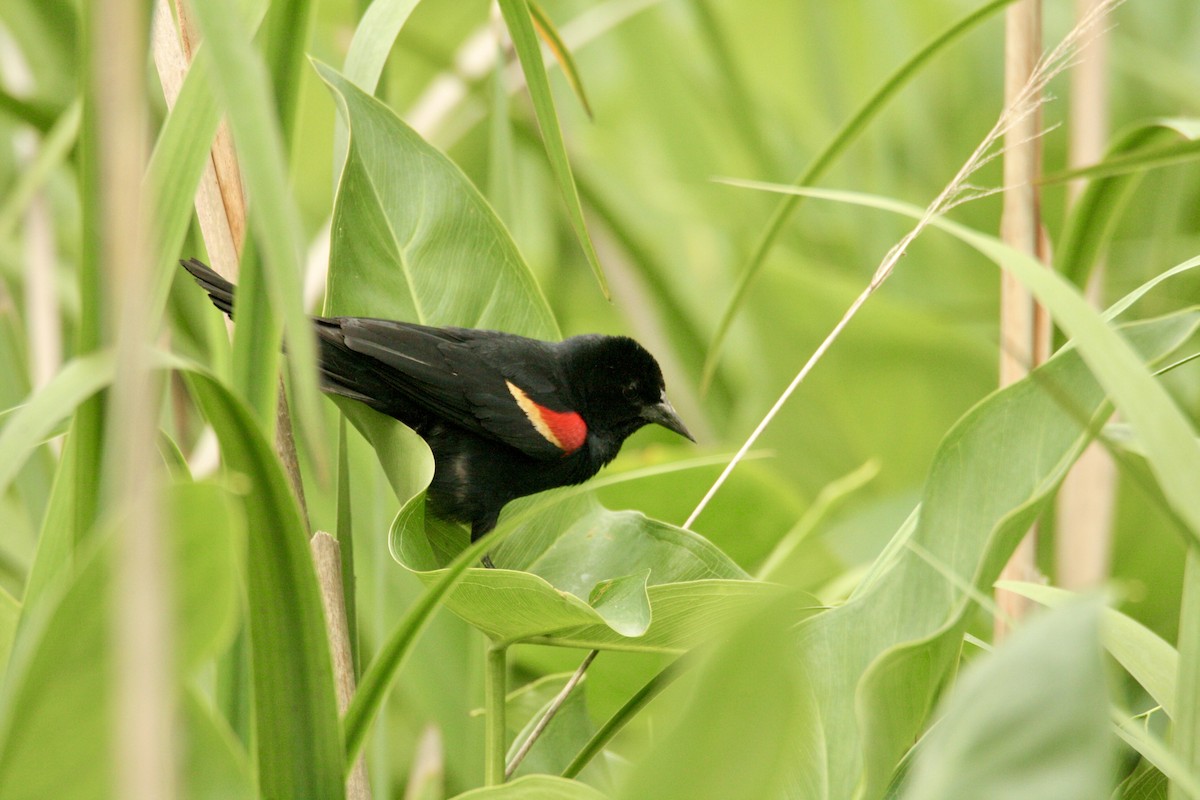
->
[{"left": 506, "top": 381, "right": 588, "bottom": 455}]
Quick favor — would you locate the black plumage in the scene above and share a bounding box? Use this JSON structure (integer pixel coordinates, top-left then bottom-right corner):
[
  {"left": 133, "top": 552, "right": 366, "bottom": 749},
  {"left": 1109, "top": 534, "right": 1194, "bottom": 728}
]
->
[{"left": 180, "top": 259, "right": 694, "bottom": 559}]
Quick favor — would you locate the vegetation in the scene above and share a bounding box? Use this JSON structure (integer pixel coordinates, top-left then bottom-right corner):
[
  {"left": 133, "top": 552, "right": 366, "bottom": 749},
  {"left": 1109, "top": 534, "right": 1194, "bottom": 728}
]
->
[{"left": 0, "top": 0, "right": 1198, "bottom": 798}]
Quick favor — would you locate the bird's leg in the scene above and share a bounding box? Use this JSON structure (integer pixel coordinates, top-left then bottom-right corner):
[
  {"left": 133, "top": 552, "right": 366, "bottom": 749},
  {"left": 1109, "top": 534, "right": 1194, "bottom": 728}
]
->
[{"left": 472, "top": 520, "right": 497, "bottom": 568}]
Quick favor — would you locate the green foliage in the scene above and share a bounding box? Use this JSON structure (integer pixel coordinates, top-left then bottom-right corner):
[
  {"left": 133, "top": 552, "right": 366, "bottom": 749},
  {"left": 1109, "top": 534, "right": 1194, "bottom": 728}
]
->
[{"left": 0, "top": 1, "right": 1198, "bottom": 798}]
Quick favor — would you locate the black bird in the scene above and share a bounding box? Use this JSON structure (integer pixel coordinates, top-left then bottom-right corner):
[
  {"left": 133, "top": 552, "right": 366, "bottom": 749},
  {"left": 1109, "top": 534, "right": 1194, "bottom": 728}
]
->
[{"left": 180, "top": 259, "right": 694, "bottom": 564}]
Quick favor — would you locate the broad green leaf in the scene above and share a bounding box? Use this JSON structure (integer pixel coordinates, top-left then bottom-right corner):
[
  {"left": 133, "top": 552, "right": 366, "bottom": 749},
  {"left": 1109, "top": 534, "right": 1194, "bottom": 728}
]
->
[
  {"left": 391, "top": 492, "right": 790, "bottom": 650},
  {"left": 901, "top": 600, "right": 1114, "bottom": 800},
  {"left": 185, "top": 369, "right": 343, "bottom": 800},
  {"left": 318, "top": 60, "right": 557, "bottom": 336},
  {"left": 0, "top": 538, "right": 112, "bottom": 799},
  {"left": 333, "top": 0, "right": 421, "bottom": 182},
  {"left": 497, "top": 0, "right": 609, "bottom": 299},
  {"left": 452, "top": 775, "right": 608, "bottom": 799},
  {"left": 700, "top": 0, "right": 1019, "bottom": 388},
  {"left": 998, "top": 581, "right": 1178, "bottom": 718},
  {"left": 786, "top": 309, "right": 1199, "bottom": 800},
  {"left": 0, "top": 481, "right": 242, "bottom": 799}
]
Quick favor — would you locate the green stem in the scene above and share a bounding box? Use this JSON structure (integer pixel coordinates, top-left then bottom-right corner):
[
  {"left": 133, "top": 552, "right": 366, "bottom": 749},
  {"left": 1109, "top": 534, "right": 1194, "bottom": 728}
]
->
[
  {"left": 1171, "top": 548, "right": 1200, "bottom": 800},
  {"left": 485, "top": 642, "right": 509, "bottom": 786}
]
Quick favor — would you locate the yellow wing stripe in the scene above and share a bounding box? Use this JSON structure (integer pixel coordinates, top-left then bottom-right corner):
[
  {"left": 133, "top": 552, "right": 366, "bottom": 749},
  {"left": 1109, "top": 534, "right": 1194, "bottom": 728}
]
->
[{"left": 506, "top": 380, "right": 567, "bottom": 450}]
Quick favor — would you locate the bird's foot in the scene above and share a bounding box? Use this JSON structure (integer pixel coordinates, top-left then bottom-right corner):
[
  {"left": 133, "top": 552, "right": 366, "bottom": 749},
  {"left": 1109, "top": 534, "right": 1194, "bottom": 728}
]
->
[{"left": 480, "top": 553, "right": 496, "bottom": 569}]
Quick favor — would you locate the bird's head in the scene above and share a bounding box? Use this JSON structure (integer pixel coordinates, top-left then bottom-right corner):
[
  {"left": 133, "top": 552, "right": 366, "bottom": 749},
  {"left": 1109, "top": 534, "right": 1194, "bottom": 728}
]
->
[{"left": 559, "top": 335, "right": 694, "bottom": 445}]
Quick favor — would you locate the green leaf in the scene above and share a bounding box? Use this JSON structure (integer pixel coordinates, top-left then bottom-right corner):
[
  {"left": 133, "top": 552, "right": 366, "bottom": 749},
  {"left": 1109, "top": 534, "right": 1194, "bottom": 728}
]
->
[
  {"left": 392, "top": 493, "right": 794, "bottom": 651},
  {"left": 1043, "top": 120, "right": 1200, "bottom": 184},
  {"left": 1055, "top": 119, "right": 1200, "bottom": 290},
  {"left": 451, "top": 775, "right": 608, "bottom": 799},
  {"left": 0, "top": 350, "right": 115, "bottom": 503},
  {"left": 722, "top": 183, "right": 1200, "bottom": 545},
  {"left": 342, "top": 0, "right": 422, "bottom": 93},
  {"left": 901, "top": 600, "right": 1114, "bottom": 800},
  {"left": 144, "top": 50, "right": 222, "bottom": 317},
  {"left": 782, "top": 306, "right": 1199, "bottom": 799},
  {"left": 997, "top": 581, "right": 1178, "bottom": 718},
  {"left": 497, "top": 0, "right": 609, "bottom": 299},
  {"left": 0, "top": 481, "right": 244, "bottom": 799},
  {"left": 0, "top": 98, "right": 80, "bottom": 242},
  {"left": 317, "top": 59, "right": 558, "bottom": 337},
  {"left": 185, "top": 369, "right": 343, "bottom": 800}
]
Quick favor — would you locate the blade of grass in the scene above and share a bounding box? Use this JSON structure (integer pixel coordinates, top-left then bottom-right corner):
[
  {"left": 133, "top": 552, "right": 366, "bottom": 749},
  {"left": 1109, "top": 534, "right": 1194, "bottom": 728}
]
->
[
  {"left": 528, "top": 1, "right": 592, "bottom": 118},
  {"left": 186, "top": 367, "right": 344, "bottom": 799},
  {"left": 1055, "top": 119, "right": 1200, "bottom": 289},
  {"left": 185, "top": 0, "right": 326, "bottom": 456},
  {"left": 560, "top": 656, "right": 689, "bottom": 779},
  {"left": 1045, "top": 127, "right": 1200, "bottom": 183},
  {"left": 0, "top": 99, "right": 80, "bottom": 242},
  {"left": 700, "top": 0, "right": 1020, "bottom": 390},
  {"left": 497, "top": 0, "right": 609, "bottom": 299}
]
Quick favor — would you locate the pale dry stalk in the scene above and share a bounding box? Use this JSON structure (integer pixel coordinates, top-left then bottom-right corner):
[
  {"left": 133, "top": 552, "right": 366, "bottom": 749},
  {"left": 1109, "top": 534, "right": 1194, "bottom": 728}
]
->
[
  {"left": 98, "top": 0, "right": 175, "bottom": 796},
  {"left": 994, "top": 0, "right": 1047, "bottom": 643},
  {"left": 1055, "top": 0, "right": 1116, "bottom": 591}
]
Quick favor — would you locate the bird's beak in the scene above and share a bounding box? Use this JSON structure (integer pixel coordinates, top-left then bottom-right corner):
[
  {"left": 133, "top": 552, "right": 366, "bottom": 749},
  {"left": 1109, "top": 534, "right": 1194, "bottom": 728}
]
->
[{"left": 642, "top": 393, "right": 696, "bottom": 442}]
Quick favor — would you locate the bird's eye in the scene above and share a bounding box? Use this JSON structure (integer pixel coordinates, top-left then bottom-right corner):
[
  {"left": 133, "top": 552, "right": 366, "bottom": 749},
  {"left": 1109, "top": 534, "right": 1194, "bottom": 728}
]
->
[{"left": 621, "top": 382, "right": 639, "bottom": 401}]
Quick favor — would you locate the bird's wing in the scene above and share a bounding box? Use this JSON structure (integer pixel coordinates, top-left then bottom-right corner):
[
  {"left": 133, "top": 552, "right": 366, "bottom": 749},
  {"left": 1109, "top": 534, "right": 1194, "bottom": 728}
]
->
[{"left": 328, "top": 318, "right": 587, "bottom": 460}]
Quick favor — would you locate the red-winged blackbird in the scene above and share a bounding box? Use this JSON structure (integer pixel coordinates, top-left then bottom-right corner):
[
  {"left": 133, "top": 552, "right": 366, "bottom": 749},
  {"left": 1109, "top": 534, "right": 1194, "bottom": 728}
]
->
[{"left": 181, "top": 259, "right": 694, "bottom": 562}]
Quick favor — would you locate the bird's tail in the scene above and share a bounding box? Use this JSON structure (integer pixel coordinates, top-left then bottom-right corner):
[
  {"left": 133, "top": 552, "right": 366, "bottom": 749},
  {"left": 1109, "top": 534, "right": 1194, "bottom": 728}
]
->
[{"left": 180, "top": 258, "right": 235, "bottom": 317}]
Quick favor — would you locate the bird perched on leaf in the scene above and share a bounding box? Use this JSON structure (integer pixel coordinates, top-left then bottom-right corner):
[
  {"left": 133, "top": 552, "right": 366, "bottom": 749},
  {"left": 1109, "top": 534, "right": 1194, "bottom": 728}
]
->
[{"left": 181, "top": 258, "right": 694, "bottom": 566}]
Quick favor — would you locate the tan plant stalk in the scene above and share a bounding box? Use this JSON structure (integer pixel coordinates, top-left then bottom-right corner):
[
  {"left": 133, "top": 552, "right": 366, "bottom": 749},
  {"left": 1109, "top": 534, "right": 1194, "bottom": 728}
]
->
[
  {"left": 97, "top": 0, "right": 175, "bottom": 796},
  {"left": 683, "top": 0, "right": 1123, "bottom": 533},
  {"left": 1055, "top": 0, "right": 1115, "bottom": 591},
  {"left": 311, "top": 533, "right": 371, "bottom": 799},
  {"left": 994, "top": 0, "right": 1047, "bottom": 642}
]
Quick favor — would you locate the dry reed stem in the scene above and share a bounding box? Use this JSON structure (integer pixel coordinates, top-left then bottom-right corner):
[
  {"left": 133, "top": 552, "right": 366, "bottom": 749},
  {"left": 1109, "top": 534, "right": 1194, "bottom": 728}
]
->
[
  {"left": 683, "top": 0, "right": 1124, "bottom": 532},
  {"left": 98, "top": 0, "right": 175, "bottom": 796},
  {"left": 994, "top": 0, "right": 1046, "bottom": 643},
  {"left": 404, "top": 726, "right": 445, "bottom": 800},
  {"left": 311, "top": 532, "right": 372, "bottom": 800},
  {"left": 1055, "top": 0, "right": 1116, "bottom": 591}
]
